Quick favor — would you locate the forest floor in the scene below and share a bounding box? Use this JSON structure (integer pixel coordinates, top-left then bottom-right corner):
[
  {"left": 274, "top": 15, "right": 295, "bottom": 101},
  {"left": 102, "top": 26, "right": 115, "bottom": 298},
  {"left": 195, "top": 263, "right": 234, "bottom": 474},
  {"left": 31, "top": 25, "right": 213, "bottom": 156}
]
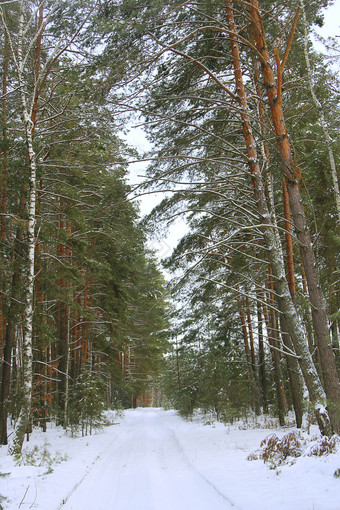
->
[{"left": 1, "top": 408, "right": 339, "bottom": 510}]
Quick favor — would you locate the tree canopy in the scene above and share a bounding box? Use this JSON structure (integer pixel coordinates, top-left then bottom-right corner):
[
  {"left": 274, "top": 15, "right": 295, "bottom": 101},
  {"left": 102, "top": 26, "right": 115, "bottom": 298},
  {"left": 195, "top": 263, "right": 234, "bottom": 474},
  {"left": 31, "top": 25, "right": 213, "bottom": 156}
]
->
[{"left": 0, "top": 0, "right": 339, "bottom": 455}]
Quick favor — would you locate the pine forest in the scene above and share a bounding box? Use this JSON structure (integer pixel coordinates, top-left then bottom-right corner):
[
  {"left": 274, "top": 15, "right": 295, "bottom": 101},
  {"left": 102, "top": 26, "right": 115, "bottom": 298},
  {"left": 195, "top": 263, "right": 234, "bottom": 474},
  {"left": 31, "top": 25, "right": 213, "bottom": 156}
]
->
[{"left": 0, "top": 0, "right": 339, "bottom": 461}]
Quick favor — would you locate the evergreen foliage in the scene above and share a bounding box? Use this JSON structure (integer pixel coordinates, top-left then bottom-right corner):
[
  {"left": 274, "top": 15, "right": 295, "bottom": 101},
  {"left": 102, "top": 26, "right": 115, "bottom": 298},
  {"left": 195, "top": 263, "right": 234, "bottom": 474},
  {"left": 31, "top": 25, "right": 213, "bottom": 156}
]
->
[
  {"left": 0, "top": 0, "right": 339, "bottom": 455},
  {"left": 0, "top": 0, "right": 170, "bottom": 452},
  {"left": 92, "top": 0, "right": 340, "bottom": 432}
]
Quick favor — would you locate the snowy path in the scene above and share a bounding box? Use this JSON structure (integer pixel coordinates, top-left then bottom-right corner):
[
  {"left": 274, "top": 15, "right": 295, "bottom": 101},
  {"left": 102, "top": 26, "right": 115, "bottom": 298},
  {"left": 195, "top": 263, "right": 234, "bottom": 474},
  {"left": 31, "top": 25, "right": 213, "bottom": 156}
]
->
[
  {"left": 61, "top": 408, "right": 236, "bottom": 510},
  {"left": 2, "top": 408, "right": 339, "bottom": 510}
]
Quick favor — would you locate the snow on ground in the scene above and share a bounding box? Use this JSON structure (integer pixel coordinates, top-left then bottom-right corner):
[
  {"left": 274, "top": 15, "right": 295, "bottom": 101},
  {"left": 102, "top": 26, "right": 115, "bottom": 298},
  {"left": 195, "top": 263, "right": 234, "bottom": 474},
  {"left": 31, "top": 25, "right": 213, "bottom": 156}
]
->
[{"left": 0, "top": 408, "right": 339, "bottom": 510}]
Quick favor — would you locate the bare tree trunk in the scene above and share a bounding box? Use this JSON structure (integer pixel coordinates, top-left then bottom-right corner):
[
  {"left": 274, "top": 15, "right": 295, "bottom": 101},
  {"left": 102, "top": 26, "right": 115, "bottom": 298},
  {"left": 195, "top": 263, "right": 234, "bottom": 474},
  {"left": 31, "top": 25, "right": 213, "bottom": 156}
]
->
[
  {"left": 7, "top": 2, "right": 41, "bottom": 456},
  {"left": 267, "top": 153, "right": 303, "bottom": 427},
  {"left": 57, "top": 216, "right": 70, "bottom": 426},
  {"left": 281, "top": 181, "right": 304, "bottom": 427},
  {"left": 237, "top": 290, "right": 260, "bottom": 413},
  {"left": 280, "top": 316, "right": 304, "bottom": 428},
  {"left": 57, "top": 298, "right": 69, "bottom": 422},
  {"left": 8, "top": 119, "right": 36, "bottom": 456},
  {"left": 256, "top": 296, "right": 268, "bottom": 413},
  {"left": 1, "top": 30, "right": 9, "bottom": 242},
  {"left": 254, "top": 58, "right": 301, "bottom": 422},
  {"left": 267, "top": 274, "right": 287, "bottom": 426},
  {"left": 282, "top": 181, "right": 296, "bottom": 303},
  {"left": 245, "top": 294, "right": 256, "bottom": 374},
  {"left": 0, "top": 229, "right": 24, "bottom": 444},
  {"left": 0, "top": 28, "right": 10, "bottom": 444}
]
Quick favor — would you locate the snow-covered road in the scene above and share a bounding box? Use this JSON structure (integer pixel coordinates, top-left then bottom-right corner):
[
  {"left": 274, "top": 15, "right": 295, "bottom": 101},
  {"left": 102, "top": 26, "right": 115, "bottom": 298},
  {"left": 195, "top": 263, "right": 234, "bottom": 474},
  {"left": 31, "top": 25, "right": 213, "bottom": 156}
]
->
[
  {"left": 61, "top": 408, "right": 236, "bottom": 510},
  {"left": 2, "top": 408, "right": 339, "bottom": 510}
]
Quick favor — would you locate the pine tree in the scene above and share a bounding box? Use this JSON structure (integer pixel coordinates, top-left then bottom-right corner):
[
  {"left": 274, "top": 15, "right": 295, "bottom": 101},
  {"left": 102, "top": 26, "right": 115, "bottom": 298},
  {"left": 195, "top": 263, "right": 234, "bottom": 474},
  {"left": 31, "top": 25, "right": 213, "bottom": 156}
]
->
[
  {"left": 96, "top": 0, "right": 340, "bottom": 434},
  {"left": 0, "top": 0, "right": 170, "bottom": 454}
]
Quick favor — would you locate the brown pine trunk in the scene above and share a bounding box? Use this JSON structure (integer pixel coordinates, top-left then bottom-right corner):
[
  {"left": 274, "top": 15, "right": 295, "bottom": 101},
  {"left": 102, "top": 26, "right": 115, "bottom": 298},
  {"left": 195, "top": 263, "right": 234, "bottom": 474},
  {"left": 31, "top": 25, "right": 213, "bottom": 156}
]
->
[
  {"left": 47, "top": 344, "right": 54, "bottom": 413},
  {"left": 249, "top": 0, "right": 340, "bottom": 433},
  {"left": 81, "top": 270, "right": 89, "bottom": 366},
  {"left": 56, "top": 212, "right": 69, "bottom": 422},
  {"left": 282, "top": 181, "right": 296, "bottom": 303},
  {"left": 0, "top": 226, "right": 24, "bottom": 444},
  {"left": 71, "top": 289, "right": 81, "bottom": 381},
  {"left": 226, "top": 1, "right": 332, "bottom": 435},
  {"left": 0, "top": 30, "right": 9, "bottom": 364},
  {"left": 266, "top": 275, "right": 287, "bottom": 426},
  {"left": 58, "top": 300, "right": 69, "bottom": 415},
  {"left": 1, "top": 30, "right": 9, "bottom": 243},
  {"left": 245, "top": 294, "right": 256, "bottom": 373},
  {"left": 254, "top": 60, "right": 302, "bottom": 423},
  {"left": 281, "top": 180, "right": 303, "bottom": 427},
  {"left": 237, "top": 290, "right": 260, "bottom": 412}
]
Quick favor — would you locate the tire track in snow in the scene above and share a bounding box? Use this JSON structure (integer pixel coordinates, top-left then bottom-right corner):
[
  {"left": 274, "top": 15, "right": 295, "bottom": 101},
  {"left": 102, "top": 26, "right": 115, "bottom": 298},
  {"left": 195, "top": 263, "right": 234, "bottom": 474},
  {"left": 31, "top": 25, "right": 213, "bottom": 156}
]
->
[
  {"left": 59, "top": 409, "right": 243, "bottom": 510},
  {"left": 56, "top": 428, "right": 124, "bottom": 510},
  {"left": 166, "top": 420, "right": 242, "bottom": 510}
]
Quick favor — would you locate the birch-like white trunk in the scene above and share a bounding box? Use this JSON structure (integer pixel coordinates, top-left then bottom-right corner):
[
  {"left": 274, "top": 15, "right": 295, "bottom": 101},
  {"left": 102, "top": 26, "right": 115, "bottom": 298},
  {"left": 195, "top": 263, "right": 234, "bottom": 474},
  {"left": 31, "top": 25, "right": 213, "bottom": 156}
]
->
[
  {"left": 9, "top": 124, "right": 37, "bottom": 457},
  {"left": 8, "top": 5, "right": 37, "bottom": 457}
]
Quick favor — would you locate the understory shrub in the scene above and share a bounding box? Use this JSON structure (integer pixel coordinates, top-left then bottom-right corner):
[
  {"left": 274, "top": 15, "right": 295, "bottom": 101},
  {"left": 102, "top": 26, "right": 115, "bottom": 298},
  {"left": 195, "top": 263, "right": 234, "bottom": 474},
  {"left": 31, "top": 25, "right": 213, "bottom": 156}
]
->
[
  {"left": 68, "top": 371, "right": 106, "bottom": 436},
  {"left": 18, "top": 443, "right": 67, "bottom": 468},
  {"left": 248, "top": 431, "right": 339, "bottom": 469}
]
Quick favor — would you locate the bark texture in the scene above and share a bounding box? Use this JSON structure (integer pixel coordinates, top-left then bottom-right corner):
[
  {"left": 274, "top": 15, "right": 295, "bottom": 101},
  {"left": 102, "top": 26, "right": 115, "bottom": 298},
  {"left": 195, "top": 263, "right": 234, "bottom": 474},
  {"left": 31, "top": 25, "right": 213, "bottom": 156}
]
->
[{"left": 8, "top": 3, "right": 40, "bottom": 455}]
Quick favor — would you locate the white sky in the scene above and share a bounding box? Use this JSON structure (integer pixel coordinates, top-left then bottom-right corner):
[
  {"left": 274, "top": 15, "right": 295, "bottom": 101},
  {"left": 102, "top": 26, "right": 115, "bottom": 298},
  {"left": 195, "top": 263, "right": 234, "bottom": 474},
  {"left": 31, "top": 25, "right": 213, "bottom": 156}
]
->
[
  {"left": 316, "top": 0, "right": 340, "bottom": 38},
  {"left": 313, "top": 0, "right": 340, "bottom": 54}
]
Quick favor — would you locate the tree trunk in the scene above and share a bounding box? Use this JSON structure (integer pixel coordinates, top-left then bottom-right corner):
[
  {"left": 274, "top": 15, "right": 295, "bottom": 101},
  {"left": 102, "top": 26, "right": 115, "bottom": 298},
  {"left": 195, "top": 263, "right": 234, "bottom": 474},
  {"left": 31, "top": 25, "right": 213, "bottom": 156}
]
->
[
  {"left": 282, "top": 180, "right": 296, "bottom": 303},
  {"left": 226, "top": 1, "right": 333, "bottom": 435},
  {"left": 1, "top": 29, "right": 9, "bottom": 242},
  {"left": 0, "top": 228, "right": 24, "bottom": 444},
  {"left": 281, "top": 178, "right": 304, "bottom": 427},
  {"left": 245, "top": 294, "right": 256, "bottom": 374},
  {"left": 8, "top": 3, "right": 41, "bottom": 456},
  {"left": 8, "top": 122, "right": 36, "bottom": 456},
  {"left": 249, "top": 0, "right": 340, "bottom": 433},
  {"left": 57, "top": 299, "right": 69, "bottom": 422},
  {"left": 266, "top": 274, "right": 287, "bottom": 426},
  {"left": 265, "top": 157, "right": 303, "bottom": 425},
  {"left": 254, "top": 55, "right": 301, "bottom": 423},
  {"left": 280, "top": 316, "right": 304, "bottom": 428},
  {"left": 256, "top": 297, "right": 268, "bottom": 413},
  {"left": 81, "top": 268, "right": 89, "bottom": 366},
  {"left": 237, "top": 290, "right": 260, "bottom": 413},
  {"left": 0, "top": 29, "right": 10, "bottom": 443}
]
